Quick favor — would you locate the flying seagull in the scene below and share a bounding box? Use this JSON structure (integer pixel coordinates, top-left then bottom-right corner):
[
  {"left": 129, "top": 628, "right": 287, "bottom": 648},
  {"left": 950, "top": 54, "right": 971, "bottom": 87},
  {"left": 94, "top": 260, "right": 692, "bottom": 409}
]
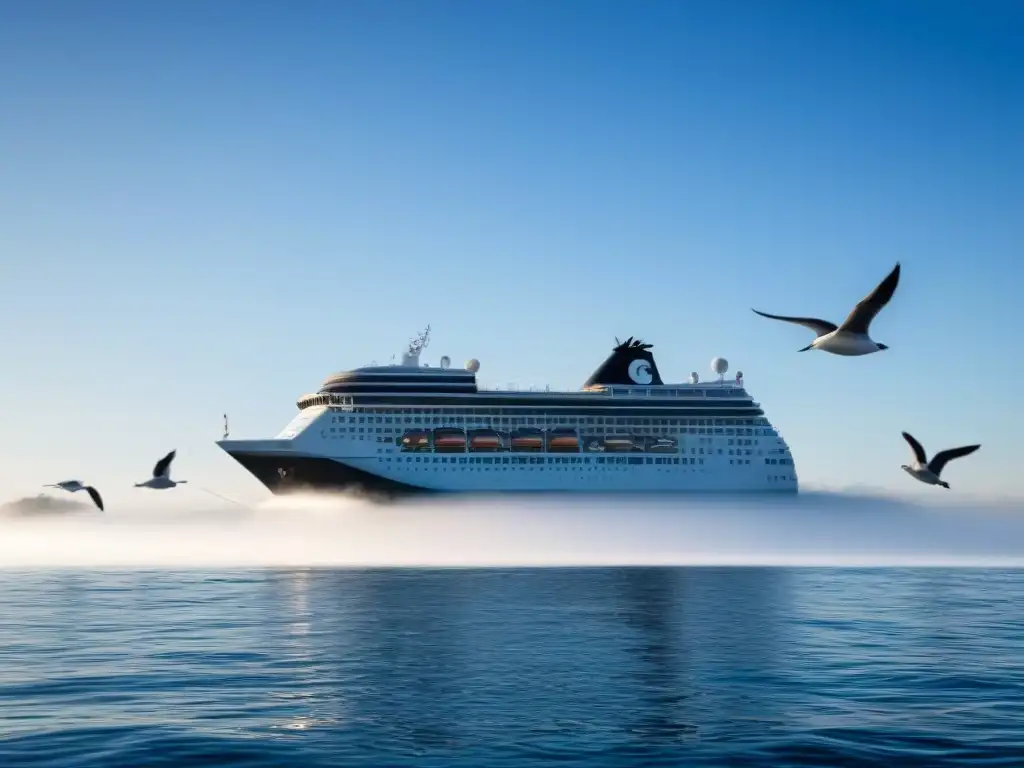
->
[
  {"left": 43, "top": 480, "right": 104, "bottom": 510},
  {"left": 134, "top": 449, "right": 188, "bottom": 489},
  {"left": 900, "top": 431, "right": 980, "bottom": 489},
  {"left": 752, "top": 262, "right": 901, "bottom": 355}
]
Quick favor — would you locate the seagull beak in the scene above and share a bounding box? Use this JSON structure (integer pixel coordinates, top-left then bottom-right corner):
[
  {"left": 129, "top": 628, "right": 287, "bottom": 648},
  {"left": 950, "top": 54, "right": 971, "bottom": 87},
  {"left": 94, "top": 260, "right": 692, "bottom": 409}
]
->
[{"left": 876, "top": 343, "right": 889, "bottom": 350}]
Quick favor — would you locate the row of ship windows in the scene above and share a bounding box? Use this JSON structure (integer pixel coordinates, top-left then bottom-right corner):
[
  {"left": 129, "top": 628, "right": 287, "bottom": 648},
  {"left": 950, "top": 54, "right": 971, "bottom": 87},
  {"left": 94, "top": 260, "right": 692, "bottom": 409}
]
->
[
  {"left": 324, "top": 429, "right": 769, "bottom": 453},
  {"left": 601, "top": 387, "right": 748, "bottom": 398},
  {"left": 326, "top": 432, "right": 788, "bottom": 459},
  {"left": 380, "top": 456, "right": 794, "bottom": 471},
  {"left": 332, "top": 426, "right": 768, "bottom": 442},
  {"left": 316, "top": 386, "right": 748, "bottom": 399},
  {"left": 324, "top": 432, "right": 758, "bottom": 451},
  {"left": 307, "top": 387, "right": 749, "bottom": 399},
  {"left": 331, "top": 416, "right": 770, "bottom": 436},
  {"left": 387, "top": 455, "right": 705, "bottom": 466},
  {"left": 391, "top": 444, "right": 756, "bottom": 457},
  {"left": 333, "top": 414, "right": 763, "bottom": 427},
  {"left": 306, "top": 398, "right": 760, "bottom": 411}
]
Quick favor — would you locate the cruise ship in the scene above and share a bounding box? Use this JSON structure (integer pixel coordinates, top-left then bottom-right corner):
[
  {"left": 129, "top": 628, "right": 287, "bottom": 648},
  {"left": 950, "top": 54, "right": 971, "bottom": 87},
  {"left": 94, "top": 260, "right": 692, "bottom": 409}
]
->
[{"left": 218, "top": 328, "right": 798, "bottom": 497}]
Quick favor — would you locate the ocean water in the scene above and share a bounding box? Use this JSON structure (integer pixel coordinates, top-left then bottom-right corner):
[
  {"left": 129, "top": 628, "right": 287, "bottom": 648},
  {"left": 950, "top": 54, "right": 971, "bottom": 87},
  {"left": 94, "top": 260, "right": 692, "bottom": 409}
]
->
[{"left": 1, "top": 566, "right": 1023, "bottom": 767}]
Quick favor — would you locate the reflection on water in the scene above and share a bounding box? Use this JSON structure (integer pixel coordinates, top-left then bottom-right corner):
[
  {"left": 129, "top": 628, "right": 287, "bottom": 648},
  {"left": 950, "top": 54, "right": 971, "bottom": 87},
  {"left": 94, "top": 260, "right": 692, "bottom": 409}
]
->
[
  {"left": 613, "top": 568, "right": 696, "bottom": 744},
  {"left": 351, "top": 571, "right": 466, "bottom": 750},
  {"left": 1, "top": 568, "right": 1023, "bottom": 766}
]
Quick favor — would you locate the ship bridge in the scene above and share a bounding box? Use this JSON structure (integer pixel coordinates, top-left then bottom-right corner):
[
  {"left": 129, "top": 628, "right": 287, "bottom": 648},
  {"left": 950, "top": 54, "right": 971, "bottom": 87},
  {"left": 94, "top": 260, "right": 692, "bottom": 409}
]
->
[{"left": 319, "top": 365, "right": 478, "bottom": 395}]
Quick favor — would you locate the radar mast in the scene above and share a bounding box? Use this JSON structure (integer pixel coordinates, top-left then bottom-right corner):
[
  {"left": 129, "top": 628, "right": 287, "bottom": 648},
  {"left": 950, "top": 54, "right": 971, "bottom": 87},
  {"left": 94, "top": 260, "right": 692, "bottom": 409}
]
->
[{"left": 401, "top": 325, "right": 431, "bottom": 367}]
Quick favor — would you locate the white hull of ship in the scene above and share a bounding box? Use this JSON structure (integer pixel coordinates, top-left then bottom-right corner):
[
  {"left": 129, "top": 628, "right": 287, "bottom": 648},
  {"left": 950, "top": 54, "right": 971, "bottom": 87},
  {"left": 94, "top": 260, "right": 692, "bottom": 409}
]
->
[
  {"left": 220, "top": 437, "right": 798, "bottom": 496},
  {"left": 342, "top": 455, "right": 797, "bottom": 493}
]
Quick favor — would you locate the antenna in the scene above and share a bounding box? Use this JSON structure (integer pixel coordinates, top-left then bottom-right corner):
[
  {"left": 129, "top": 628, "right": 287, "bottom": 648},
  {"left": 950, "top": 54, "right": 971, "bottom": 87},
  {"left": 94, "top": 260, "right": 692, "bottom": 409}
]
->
[
  {"left": 223, "top": 413, "right": 229, "bottom": 440},
  {"left": 402, "top": 325, "right": 431, "bottom": 367},
  {"left": 407, "top": 325, "right": 431, "bottom": 357}
]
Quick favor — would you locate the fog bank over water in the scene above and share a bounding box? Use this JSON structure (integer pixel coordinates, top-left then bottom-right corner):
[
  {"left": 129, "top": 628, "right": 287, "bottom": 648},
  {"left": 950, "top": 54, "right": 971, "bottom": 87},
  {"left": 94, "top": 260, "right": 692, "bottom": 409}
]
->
[{"left": 0, "top": 490, "right": 1022, "bottom": 568}]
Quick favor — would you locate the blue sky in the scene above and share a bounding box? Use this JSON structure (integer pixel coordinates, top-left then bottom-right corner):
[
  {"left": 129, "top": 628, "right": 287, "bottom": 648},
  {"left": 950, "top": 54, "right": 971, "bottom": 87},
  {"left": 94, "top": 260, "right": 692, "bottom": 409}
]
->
[{"left": 1, "top": 0, "right": 1021, "bottom": 505}]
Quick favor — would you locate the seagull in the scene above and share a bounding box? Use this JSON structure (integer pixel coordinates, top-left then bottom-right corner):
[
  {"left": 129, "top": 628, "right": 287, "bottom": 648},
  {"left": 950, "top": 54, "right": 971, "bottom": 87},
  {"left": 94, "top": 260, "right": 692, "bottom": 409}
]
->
[
  {"left": 134, "top": 450, "right": 188, "bottom": 489},
  {"left": 900, "top": 431, "right": 980, "bottom": 489},
  {"left": 752, "top": 262, "right": 901, "bottom": 355},
  {"left": 43, "top": 480, "right": 104, "bottom": 510}
]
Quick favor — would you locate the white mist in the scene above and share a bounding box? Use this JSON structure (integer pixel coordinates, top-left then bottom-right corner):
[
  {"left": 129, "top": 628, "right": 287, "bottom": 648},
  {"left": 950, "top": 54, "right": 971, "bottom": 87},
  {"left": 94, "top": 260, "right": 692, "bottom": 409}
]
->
[{"left": 0, "top": 491, "right": 1022, "bottom": 568}]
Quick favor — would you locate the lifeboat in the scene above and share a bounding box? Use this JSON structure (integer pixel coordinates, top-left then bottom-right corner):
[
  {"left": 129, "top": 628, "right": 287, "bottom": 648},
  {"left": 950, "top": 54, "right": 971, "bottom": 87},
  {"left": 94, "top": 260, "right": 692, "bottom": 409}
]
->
[
  {"left": 400, "top": 430, "right": 431, "bottom": 451},
  {"left": 647, "top": 437, "right": 678, "bottom": 453},
  {"left": 510, "top": 428, "right": 544, "bottom": 451},
  {"left": 547, "top": 429, "right": 580, "bottom": 452},
  {"left": 603, "top": 436, "right": 636, "bottom": 452},
  {"left": 469, "top": 429, "right": 505, "bottom": 451},
  {"left": 433, "top": 428, "right": 466, "bottom": 452}
]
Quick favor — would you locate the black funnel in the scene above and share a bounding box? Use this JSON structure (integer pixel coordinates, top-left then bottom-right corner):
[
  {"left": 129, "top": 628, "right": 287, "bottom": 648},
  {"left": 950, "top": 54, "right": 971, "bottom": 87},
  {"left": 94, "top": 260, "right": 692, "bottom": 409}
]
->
[{"left": 582, "top": 337, "right": 664, "bottom": 388}]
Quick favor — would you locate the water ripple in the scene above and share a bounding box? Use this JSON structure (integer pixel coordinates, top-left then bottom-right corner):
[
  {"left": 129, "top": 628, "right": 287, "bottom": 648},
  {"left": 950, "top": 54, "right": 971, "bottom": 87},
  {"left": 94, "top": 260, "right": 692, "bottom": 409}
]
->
[{"left": 1, "top": 568, "right": 1023, "bottom": 766}]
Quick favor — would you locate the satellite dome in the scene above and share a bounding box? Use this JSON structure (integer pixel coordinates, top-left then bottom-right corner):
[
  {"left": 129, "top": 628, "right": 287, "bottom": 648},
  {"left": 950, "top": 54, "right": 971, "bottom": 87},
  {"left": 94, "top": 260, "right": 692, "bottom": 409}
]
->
[
  {"left": 689, "top": 372, "right": 699, "bottom": 384},
  {"left": 711, "top": 357, "right": 729, "bottom": 375},
  {"left": 440, "top": 355, "right": 451, "bottom": 370},
  {"left": 465, "top": 358, "right": 481, "bottom": 373}
]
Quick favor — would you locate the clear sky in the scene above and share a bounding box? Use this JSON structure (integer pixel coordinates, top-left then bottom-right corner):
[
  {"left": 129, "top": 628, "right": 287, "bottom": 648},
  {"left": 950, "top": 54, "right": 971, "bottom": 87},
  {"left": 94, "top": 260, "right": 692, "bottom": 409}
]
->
[{"left": 1, "top": 0, "right": 1021, "bottom": 506}]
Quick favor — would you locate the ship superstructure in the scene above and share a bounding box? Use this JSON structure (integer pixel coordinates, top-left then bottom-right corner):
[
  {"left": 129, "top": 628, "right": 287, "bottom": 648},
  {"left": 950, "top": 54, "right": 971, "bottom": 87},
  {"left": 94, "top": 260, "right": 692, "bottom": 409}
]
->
[{"left": 218, "top": 329, "right": 798, "bottom": 496}]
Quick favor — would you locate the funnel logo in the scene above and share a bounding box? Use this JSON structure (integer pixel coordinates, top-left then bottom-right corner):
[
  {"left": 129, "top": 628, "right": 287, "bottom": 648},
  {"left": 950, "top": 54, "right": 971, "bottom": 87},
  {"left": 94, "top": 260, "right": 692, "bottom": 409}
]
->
[
  {"left": 582, "top": 336, "right": 663, "bottom": 388},
  {"left": 628, "top": 359, "right": 653, "bottom": 384}
]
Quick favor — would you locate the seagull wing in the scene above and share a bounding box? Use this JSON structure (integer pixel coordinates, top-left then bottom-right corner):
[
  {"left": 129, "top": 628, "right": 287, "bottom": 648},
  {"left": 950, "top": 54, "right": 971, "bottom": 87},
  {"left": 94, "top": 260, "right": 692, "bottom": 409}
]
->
[
  {"left": 85, "top": 486, "right": 105, "bottom": 511},
  {"left": 928, "top": 444, "right": 980, "bottom": 478},
  {"left": 901, "top": 431, "right": 927, "bottom": 465},
  {"left": 750, "top": 309, "right": 838, "bottom": 338},
  {"left": 153, "top": 450, "right": 176, "bottom": 478},
  {"left": 837, "top": 262, "right": 901, "bottom": 335}
]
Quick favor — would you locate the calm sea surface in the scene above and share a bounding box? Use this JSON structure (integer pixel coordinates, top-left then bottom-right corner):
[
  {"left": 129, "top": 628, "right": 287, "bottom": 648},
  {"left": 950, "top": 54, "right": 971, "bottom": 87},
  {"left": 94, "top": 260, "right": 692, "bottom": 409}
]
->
[{"left": 1, "top": 567, "right": 1022, "bottom": 766}]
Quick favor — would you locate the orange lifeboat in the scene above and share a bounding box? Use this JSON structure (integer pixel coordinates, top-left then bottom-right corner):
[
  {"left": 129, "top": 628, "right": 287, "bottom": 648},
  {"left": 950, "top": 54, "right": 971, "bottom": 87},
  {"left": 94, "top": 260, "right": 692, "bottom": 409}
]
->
[
  {"left": 511, "top": 429, "right": 544, "bottom": 451},
  {"left": 547, "top": 429, "right": 580, "bottom": 452},
  {"left": 469, "top": 429, "right": 504, "bottom": 451},
  {"left": 433, "top": 428, "right": 466, "bottom": 452}
]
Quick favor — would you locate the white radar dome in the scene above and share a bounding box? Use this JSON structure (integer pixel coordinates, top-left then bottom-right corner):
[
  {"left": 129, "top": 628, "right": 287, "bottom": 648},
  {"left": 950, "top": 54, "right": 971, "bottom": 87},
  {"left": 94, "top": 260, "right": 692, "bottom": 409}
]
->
[
  {"left": 465, "top": 358, "right": 481, "bottom": 373},
  {"left": 689, "top": 372, "right": 699, "bottom": 384},
  {"left": 440, "top": 355, "right": 451, "bottom": 370},
  {"left": 711, "top": 357, "right": 729, "bottom": 375}
]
